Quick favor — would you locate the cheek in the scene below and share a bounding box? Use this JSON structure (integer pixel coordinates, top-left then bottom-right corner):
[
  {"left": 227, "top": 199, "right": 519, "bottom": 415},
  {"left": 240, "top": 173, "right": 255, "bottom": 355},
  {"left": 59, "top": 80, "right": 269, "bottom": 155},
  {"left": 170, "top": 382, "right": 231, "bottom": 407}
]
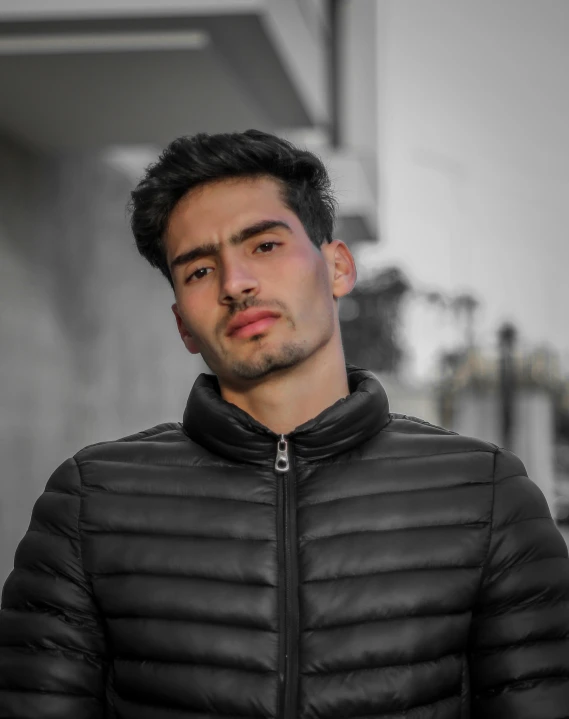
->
[
  {"left": 178, "top": 286, "right": 211, "bottom": 325},
  {"left": 177, "top": 301, "right": 205, "bottom": 341},
  {"left": 307, "top": 256, "right": 333, "bottom": 299},
  {"left": 292, "top": 257, "right": 333, "bottom": 318}
]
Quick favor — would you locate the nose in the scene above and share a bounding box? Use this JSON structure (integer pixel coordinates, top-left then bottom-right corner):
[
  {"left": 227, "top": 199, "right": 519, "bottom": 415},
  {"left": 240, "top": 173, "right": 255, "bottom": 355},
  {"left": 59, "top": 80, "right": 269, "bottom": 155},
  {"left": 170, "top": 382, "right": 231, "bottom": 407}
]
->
[{"left": 219, "top": 259, "right": 259, "bottom": 305}]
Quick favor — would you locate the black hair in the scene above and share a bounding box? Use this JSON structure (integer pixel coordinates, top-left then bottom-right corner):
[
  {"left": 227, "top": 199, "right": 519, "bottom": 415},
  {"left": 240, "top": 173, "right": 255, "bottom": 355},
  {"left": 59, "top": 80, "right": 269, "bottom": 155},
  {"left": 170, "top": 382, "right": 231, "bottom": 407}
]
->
[{"left": 128, "top": 129, "right": 337, "bottom": 287}]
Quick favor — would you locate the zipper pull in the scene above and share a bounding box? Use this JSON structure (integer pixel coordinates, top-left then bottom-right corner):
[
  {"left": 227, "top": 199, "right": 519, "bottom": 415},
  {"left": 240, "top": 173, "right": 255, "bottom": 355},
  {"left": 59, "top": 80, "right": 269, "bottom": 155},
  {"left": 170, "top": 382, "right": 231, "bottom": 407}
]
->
[{"left": 274, "top": 434, "right": 289, "bottom": 473}]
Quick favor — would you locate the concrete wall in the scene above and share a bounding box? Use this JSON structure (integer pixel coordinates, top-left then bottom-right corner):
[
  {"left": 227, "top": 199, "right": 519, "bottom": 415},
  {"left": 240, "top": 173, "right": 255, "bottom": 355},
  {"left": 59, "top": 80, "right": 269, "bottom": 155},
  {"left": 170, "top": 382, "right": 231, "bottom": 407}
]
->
[
  {"left": 0, "top": 138, "right": 75, "bottom": 581},
  {"left": 341, "top": 0, "right": 378, "bottom": 193},
  {"left": 0, "top": 137, "right": 204, "bottom": 586},
  {"left": 0, "top": 0, "right": 260, "bottom": 19}
]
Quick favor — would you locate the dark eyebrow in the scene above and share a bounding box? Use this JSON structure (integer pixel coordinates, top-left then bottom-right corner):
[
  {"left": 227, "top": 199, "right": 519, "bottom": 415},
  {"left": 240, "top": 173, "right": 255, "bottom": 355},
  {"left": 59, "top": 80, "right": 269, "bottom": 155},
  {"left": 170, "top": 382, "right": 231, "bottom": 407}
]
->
[{"left": 169, "top": 219, "right": 292, "bottom": 273}]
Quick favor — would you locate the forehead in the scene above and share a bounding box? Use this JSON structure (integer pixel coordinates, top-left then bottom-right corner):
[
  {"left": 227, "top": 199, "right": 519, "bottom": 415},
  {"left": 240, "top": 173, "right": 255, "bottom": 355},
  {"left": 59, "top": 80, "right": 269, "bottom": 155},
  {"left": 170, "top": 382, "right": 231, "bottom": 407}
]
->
[{"left": 167, "top": 176, "right": 294, "bottom": 240}]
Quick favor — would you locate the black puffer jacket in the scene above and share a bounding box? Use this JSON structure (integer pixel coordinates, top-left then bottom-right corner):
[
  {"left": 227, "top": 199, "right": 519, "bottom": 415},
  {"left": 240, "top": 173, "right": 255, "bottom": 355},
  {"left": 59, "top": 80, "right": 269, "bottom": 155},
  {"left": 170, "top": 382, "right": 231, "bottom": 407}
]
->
[{"left": 1, "top": 366, "right": 569, "bottom": 718}]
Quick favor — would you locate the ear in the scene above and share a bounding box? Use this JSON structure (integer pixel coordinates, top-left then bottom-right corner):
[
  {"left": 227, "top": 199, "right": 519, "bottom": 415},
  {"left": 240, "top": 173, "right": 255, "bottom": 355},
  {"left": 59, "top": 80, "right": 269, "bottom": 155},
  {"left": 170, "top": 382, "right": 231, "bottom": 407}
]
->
[
  {"left": 321, "top": 240, "right": 357, "bottom": 299},
  {"left": 171, "top": 303, "right": 201, "bottom": 355}
]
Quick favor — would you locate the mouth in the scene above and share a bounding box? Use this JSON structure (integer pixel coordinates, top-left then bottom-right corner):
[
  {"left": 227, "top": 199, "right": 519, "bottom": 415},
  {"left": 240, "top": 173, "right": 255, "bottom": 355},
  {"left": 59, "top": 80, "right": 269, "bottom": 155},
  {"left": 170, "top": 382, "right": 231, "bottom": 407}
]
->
[{"left": 227, "top": 312, "right": 280, "bottom": 339}]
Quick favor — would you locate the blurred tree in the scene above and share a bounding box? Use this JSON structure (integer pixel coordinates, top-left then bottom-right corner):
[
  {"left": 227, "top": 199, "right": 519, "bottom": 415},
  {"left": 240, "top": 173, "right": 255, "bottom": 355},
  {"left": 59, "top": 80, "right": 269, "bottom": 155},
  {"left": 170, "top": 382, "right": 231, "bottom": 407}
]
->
[
  {"left": 419, "top": 288, "right": 479, "bottom": 349},
  {"left": 452, "top": 293, "right": 479, "bottom": 348},
  {"left": 340, "top": 266, "right": 411, "bottom": 372}
]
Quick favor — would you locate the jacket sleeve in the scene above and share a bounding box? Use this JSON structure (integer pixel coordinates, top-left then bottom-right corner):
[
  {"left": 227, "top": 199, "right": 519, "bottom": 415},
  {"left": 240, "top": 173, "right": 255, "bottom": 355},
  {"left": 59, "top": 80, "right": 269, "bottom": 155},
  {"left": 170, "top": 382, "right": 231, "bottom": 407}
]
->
[
  {"left": 469, "top": 448, "right": 569, "bottom": 718},
  {"left": 0, "top": 457, "right": 108, "bottom": 718}
]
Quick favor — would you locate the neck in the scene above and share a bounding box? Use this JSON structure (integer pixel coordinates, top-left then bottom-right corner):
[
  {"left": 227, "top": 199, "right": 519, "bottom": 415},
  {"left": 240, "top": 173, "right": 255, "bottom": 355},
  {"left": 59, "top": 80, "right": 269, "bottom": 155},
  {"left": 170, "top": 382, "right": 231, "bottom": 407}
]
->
[{"left": 219, "top": 344, "right": 350, "bottom": 436}]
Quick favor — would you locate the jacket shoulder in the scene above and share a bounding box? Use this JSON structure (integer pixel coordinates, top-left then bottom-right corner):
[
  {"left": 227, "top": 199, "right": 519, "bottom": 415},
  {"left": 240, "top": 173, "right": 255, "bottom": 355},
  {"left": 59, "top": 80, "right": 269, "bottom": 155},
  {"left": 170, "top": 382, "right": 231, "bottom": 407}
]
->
[
  {"left": 73, "top": 422, "right": 189, "bottom": 464},
  {"left": 387, "top": 412, "right": 459, "bottom": 436},
  {"left": 382, "top": 412, "right": 500, "bottom": 457}
]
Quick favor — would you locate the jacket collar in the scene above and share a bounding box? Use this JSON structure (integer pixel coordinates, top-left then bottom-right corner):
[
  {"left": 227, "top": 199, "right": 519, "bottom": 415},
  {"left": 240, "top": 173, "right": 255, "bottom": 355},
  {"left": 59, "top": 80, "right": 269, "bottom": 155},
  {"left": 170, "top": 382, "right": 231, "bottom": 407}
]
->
[{"left": 182, "top": 364, "right": 391, "bottom": 466}]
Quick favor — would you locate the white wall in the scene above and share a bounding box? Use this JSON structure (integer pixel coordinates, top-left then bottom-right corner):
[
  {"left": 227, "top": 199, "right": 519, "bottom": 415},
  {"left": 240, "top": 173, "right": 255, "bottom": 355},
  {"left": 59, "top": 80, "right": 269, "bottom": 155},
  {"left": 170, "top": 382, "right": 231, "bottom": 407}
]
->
[{"left": 366, "top": 0, "right": 569, "bottom": 379}]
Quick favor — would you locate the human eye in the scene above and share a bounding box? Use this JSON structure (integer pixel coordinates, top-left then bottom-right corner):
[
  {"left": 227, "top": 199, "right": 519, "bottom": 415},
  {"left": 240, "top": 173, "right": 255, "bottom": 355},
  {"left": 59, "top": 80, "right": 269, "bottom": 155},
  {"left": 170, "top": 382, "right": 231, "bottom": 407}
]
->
[
  {"left": 185, "top": 266, "right": 213, "bottom": 284},
  {"left": 254, "top": 241, "right": 280, "bottom": 253}
]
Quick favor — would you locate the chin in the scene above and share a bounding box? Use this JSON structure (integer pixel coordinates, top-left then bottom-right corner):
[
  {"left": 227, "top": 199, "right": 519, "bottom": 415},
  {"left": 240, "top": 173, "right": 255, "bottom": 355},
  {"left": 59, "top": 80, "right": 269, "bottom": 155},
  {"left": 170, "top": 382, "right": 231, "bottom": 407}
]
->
[{"left": 228, "top": 341, "right": 311, "bottom": 381}]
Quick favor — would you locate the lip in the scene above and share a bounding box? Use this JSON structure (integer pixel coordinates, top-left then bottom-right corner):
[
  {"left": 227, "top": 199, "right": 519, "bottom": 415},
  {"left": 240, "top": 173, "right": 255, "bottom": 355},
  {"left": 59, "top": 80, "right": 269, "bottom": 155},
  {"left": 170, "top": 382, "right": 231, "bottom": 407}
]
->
[{"left": 226, "top": 309, "right": 281, "bottom": 338}]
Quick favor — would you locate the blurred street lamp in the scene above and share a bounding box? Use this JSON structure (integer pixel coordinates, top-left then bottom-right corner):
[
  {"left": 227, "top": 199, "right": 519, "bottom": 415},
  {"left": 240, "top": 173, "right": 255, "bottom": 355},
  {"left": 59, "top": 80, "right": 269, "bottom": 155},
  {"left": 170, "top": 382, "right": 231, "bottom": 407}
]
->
[{"left": 498, "top": 322, "right": 517, "bottom": 450}]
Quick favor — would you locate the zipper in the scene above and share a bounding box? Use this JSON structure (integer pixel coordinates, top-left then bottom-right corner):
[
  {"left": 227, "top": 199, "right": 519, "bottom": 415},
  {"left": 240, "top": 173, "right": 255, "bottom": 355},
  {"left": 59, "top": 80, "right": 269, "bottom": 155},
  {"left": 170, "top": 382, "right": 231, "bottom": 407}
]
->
[
  {"left": 275, "top": 436, "right": 290, "bottom": 473},
  {"left": 275, "top": 434, "right": 298, "bottom": 719}
]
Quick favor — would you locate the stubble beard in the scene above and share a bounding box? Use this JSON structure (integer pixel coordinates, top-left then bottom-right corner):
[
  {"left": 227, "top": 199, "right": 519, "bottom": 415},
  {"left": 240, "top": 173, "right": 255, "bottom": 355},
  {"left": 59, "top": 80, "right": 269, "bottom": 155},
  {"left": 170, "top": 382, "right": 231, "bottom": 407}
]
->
[
  {"left": 217, "top": 300, "right": 311, "bottom": 381},
  {"left": 228, "top": 337, "right": 311, "bottom": 380},
  {"left": 202, "top": 292, "right": 335, "bottom": 382}
]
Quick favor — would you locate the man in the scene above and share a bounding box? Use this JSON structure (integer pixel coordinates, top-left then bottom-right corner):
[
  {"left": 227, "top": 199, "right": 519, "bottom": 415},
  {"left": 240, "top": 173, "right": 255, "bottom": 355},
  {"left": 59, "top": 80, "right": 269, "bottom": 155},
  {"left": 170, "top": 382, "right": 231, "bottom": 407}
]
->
[{"left": 1, "top": 130, "right": 568, "bottom": 719}]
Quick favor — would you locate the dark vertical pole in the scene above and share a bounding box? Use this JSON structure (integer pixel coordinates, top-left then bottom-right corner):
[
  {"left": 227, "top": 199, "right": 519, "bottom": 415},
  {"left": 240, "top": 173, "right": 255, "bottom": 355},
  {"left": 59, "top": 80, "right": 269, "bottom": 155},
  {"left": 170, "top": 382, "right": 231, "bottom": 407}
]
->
[
  {"left": 498, "top": 323, "right": 517, "bottom": 449},
  {"left": 329, "top": 0, "right": 341, "bottom": 148}
]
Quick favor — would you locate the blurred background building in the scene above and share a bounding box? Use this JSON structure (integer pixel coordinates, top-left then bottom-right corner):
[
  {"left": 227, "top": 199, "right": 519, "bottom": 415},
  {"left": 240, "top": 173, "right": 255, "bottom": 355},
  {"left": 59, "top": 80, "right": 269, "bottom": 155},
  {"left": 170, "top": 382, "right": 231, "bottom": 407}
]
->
[
  {"left": 347, "top": 0, "right": 569, "bottom": 549},
  {"left": 1, "top": 0, "right": 569, "bottom": 584}
]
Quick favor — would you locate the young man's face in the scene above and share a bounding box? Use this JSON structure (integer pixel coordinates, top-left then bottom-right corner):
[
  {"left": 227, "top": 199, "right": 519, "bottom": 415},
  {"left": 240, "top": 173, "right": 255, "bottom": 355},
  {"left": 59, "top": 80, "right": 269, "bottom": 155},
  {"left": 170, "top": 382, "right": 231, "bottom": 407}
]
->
[{"left": 165, "top": 175, "right": 355, "bottom": 385}]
